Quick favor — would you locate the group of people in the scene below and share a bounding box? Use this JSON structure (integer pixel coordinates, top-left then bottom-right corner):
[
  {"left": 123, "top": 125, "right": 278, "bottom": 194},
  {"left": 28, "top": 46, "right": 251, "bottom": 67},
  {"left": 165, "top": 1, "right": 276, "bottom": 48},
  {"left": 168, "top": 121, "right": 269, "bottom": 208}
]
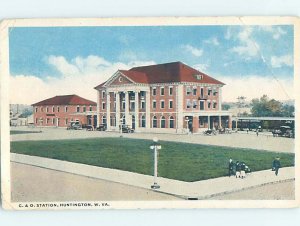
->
[
  {"left": 228, "top": 159, "right": 251, "bottom": 179},
  {"left": 228, "top": 157, "right": 282, "bottom": 178}
]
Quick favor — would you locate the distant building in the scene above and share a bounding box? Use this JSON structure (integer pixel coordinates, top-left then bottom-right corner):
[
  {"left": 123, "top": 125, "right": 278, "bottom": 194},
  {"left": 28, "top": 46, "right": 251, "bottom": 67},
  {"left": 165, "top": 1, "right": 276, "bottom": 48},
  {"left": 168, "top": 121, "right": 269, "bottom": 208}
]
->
[
  {"left": 95, "top": 61, "right": 232, "bottom": 133},
  {"left": 32, "top": 95, "right": 97, "bottom": 127}
]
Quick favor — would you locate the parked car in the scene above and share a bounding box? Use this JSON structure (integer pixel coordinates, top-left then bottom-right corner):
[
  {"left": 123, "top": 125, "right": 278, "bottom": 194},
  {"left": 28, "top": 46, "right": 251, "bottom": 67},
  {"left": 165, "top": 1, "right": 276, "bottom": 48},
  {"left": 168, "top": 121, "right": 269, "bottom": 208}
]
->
[
  {"left": 67, "top": 121, "right": 82, "bottom": 130},
  {"left": 120, "top": 125, "right": 134, "bottom": 133},
  {"left": 272, "top": 126, "right": 294, "bottom": 138},
  {"left": 96, "top": 123, "right": 107, "bottom": 131}
]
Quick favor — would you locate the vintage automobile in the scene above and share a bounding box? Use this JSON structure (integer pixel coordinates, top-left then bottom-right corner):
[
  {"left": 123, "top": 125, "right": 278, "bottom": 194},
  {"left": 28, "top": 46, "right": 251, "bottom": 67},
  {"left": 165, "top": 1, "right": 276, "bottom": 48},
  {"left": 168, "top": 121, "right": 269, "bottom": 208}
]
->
[
  {"left": 272, "top": 126, "right": 294, "bottom": 138},
  {"left": 67, "top": 121, "right": 82, "bottom": 130},
  {"left": 120, "top": 125, "right": 134, "bottom": 133},
  {"left": 96, "top": 123, "right": 107, "bottom": 131}
]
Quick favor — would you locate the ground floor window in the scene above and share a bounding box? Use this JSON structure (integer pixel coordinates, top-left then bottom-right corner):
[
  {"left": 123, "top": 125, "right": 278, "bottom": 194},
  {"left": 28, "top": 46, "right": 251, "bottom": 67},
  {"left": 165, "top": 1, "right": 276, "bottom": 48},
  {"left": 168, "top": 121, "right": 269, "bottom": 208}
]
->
[
  {"left": 102, "top": 115, "right": 107, "bottom": 124},
  {"left": 141, "top": 115, "right": 146, "bottom": 127},
  {"left": 152, "top": 116, "right": 157, "bottom": 128},
  {"left": 169, "top": 116, "right": 174, "bottom": 128},
  {"left": 161, "top": 116, "right": 166, "bottom": 128},
  {"left": 110, "top": 117, "right": 116, "bottom": 126}
]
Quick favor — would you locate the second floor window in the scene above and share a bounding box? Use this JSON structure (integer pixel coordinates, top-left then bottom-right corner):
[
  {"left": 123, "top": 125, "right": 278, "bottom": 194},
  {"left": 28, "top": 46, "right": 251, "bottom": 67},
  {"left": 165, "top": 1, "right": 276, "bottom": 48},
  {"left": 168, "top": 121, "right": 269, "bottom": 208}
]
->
[
  {"left": 169, "top": 100, "right": 173, "bottom": 109},
  {"left": 153, "top": 101, "right": 157, "bottom": 109},
  {"left": 193, "top": 87, "right": 197, "bottom": 95},
  {"left": 57, "top": 107, "right": 60, "bottom": 112},
  {"left": 213, "top": 102, "right": 217, "bottom": 109},
  {"left": 160, "top": 87, "right": 165, "bottom": 96},
  {"left": 83, "top": 106, "right": 86, "bottom": 112},
  {"left": 152, "top": 88, "right": 157, "bottom": 96},
  {"left": 169, "top": 87, "right": 173, "bottom": 95},
  {"left": 77, "top": 106, "right": 80, "bottom": 112},
  {"left": 89, "top": 106, "right": 92, "bottom": 111},
  {"left": 65, "top": 106, "right": 68, "bottom": 112},
  {"left": 186, "top": 100, "right": 192, "bottom": 109},
  {"left": 208, "top": 102, "right": 211, "bottom": 109},
  {"left": 186, "top": 86, "right": 191, "bottom": 95},
  {"left": 160, "top": 101, "right": 165, "bottom": 109},
  {"left": 102, "top": 102, "right": 106, "bottom": 110}
]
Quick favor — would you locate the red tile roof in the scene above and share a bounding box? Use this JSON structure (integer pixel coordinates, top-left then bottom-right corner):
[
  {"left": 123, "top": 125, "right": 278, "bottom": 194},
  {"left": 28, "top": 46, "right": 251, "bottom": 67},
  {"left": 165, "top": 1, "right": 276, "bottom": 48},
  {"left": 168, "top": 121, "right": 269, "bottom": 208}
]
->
[
  {"left": 95, "top": 61, "right": 224, "bottom": 89},
  {"left": 32, "top": 95, "right": 96, "bottom": 106}
]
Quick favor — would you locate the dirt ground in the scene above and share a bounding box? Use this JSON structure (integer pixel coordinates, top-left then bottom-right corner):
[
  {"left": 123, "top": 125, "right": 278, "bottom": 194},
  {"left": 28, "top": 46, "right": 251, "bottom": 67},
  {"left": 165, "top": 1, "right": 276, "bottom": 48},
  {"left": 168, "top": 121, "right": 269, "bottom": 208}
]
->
[
  {"left": 209, "top": 181, "right": 295, "bottom": 200},
  {"left": 11, "top": 162, "right": 180, "bottom": 202}
]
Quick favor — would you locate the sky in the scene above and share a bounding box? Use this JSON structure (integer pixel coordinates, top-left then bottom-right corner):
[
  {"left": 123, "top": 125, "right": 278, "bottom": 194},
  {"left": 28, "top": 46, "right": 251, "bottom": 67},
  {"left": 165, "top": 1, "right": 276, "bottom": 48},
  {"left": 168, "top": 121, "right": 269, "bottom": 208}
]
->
[{"left": 9, "top": 25, "right": 294, "bottom": 104}]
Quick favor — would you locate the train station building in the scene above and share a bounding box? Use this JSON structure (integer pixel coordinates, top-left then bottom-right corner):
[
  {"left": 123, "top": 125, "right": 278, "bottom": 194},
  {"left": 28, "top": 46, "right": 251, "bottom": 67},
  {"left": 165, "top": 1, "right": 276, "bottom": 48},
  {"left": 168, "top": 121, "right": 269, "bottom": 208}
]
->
[{"left": 95, "top": 61, "right": 232, "bottom": 133}]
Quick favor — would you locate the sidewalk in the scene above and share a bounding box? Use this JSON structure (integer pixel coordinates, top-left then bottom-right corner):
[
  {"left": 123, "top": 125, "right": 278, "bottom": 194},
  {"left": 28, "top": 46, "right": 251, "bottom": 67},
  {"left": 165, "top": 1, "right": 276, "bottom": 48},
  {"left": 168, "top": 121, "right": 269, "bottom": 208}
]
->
[{"left": 11, "top": 153, "right": 295, "bottom": 200}]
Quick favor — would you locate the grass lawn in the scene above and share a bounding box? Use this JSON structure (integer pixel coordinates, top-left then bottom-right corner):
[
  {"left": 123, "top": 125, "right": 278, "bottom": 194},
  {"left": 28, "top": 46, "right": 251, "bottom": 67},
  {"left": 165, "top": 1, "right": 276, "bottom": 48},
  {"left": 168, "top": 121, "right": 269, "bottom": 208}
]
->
[
  {"left": 10, "top": 138, "right": 294, "bottom": 182},
  {"left": 10, "top": 130, "right": 42, "bottom": 135}
]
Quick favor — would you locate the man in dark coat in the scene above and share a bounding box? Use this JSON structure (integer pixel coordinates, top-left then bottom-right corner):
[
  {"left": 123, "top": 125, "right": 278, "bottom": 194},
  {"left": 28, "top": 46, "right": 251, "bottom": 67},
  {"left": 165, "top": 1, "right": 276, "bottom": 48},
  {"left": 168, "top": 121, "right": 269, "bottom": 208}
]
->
[
  {"left": 272, "top": 157, "right": 281, "bottom": 176},
  {"left": 228, "top": 158, "right": 234, "bottom": 177}
]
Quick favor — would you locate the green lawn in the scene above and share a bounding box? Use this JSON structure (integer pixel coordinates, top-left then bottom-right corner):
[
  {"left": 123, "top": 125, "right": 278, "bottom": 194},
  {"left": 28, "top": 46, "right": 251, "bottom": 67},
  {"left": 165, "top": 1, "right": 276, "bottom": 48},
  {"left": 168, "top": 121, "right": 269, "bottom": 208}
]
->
[
  {"left": 10, "top": 130, "right": 42, "bottom": 135},
  {"left": 10, "top": 138, "right": 294, "bottom": 182}
]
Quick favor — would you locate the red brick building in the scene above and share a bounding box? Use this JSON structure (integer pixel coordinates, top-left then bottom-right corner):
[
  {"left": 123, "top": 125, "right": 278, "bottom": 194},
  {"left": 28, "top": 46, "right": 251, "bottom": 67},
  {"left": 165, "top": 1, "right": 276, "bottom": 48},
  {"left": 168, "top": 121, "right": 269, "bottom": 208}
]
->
[
  {"left": 32, "top": 95, "right": 97, "bottom": 128},
  {"left": 95, "top": 62, "right": 232, "bottom": 133}
]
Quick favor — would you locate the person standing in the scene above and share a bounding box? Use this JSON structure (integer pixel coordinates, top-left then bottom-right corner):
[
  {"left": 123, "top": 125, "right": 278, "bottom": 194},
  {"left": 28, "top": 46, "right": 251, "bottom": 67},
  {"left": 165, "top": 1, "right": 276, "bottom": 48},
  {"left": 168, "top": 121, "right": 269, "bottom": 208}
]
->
[
  {"left": 272, "top": 157, "right": 281, "bottom": 176},
  {"left": 228, "top": 158, "right": 234, "bottom": 177},
  {"left": 235, "top": 161, "right": 241, "bottom": 178},
  {"left": 240, "top": 162, "right": 246, "bottom": 179}
]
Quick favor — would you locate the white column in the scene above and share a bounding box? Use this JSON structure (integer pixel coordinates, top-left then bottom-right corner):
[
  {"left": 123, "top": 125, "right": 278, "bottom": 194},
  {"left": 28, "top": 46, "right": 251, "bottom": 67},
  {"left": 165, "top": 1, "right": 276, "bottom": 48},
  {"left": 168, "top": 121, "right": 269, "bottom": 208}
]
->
[
  {"left": 106, "top": 91, "right": 111, "bottom": 130},
  {"left": 145, "top": 91, "right": 151, "bottom": 128},
  {"left": 176, "top": 85, "right": 184, "bottom": 132},
  {"left": 135, "top": 91, "right": 139, "bottom": 131},
  {"left": 115, "top": 91, "right": 120, "bottom": 129},
  {"left": 219, "top": 86, "right": 222, "bottom": 111},
  {"left": 97, "top": 90, "right": 100, "bottom": 127},
  {"left": 125, "top": 91, "right": 130, "bottom": 126}
]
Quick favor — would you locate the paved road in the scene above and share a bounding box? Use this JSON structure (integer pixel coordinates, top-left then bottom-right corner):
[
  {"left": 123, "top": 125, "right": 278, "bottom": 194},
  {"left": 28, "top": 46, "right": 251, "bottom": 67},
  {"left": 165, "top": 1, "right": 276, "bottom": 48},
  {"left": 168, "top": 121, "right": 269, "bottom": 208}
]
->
[
  {"left": 11, "top": 162, "right": 180, "bottom": 202},
  {"left": 10, "top": 126, "right": 294, "bottom": 153}
]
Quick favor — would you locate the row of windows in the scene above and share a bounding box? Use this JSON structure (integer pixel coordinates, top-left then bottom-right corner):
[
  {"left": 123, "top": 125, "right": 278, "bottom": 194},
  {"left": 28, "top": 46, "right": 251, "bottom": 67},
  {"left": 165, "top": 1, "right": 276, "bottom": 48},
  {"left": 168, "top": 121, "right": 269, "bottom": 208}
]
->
[
  {"left": 186, "top": 86, "right": 218, "bottom": 96},
  {"left": 186, "top": 100, "right": 217, "bottom": 109},
  {"left": 100, "top": 115, "right": 175, "bottom": 128},
  {"left": 35, "top": 117, "right": 73, "bottom": 125},
  {"left": 102, "top": 100, "right": 174, "bottom": 110},
  {"left": 35, "top": 106, "right": 93, "bottom": 113},
  {"left": 152, "top": 86, "right": 173, "bottom": 96}
]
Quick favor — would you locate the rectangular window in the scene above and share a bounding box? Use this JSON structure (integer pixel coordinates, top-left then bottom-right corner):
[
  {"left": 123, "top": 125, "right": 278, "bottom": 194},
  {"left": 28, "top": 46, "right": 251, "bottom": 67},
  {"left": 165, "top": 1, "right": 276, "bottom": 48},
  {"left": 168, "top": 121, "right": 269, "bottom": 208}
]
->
[
  {"left": 153, "top": 100, "right": 157, "bottom": 109},
  {"left": 169, "top": 100, "right": 173, "bottom": 109},
  {"left": 169, "top": 87, "right": 173, "bottom": 95},
  {"left": 213, "top": 102, "right": 217, "bottom": 109},
  {"left": 52, "top": 118, "right": 55, "bottom": 124},
  {"left": 130, "top": 102, "right": 135, "bottom": 111},
  {"left": 152, "top": 87, "right": 157, "bottom": 96},
  {"left": 200, "top": 101, "right": 204, "bottom": 110},
  {"left": 77, "top": 106, "right": 80, "bottom": 112},
  {"left": 83, "top": 106, "right": 86, "bottom": 112},
  {"left": 46, "top": 118, "right": 49, "bottom": 124},
  {"left": 186, "top": 86, "right": 191, "bottom": 95},
  {"left": 193, "top": 87, "right": 197, "bottom": 96},
  {"left": 35, "top": 118, "right": 38, "bottom": 124},
  {"left": 57, "top": 106, "right": 60, "bottom": 112},
  {"left": 65, "top": 106, "right": 68, "bottom": 112},
  {"left": 208, "top": 88, "right": 212, "bottom": 96},
  {"left": 46, "top": 107, "right": 49, "bottom": 112},
  {"left": 141, "top": 101, "right": 145, "bottom": 109},
  {"left": 89, "top": 106, "right": 92, "bottom": 111},
  {"left": 35, "top": 107, "right": 38, "bottom": 113},
  {"left": 160, "top": 100, "right": 165, "bottom": 109},
  {"left": 186, "top": 100, "right": 191, "bottom": 109},
  {"left": 160, "top": 87, "right": 165, "bottom": 96},
  {"left": 52, "top": 107, "right": 55, "bottom": 112},
  {"left": 213, "top": 88, "right": 217, "bottom": 96},
  {"left": 193, "top": 100, "right": 197, "bottom": 109},
  {"left": 208, "top": 101, "right": 211, "bottom": 109},
  {"left": 41, "top": 107, "right": 43, "bottom": 112},
  {"left": 102, "top": 102, "right": 106, "bottom": 110},
  {"left": 122, "top": 101, "right": 125, "bottom": 109},
  {"left": 102, "top": 91, "right": 105, "bottom": 99}
]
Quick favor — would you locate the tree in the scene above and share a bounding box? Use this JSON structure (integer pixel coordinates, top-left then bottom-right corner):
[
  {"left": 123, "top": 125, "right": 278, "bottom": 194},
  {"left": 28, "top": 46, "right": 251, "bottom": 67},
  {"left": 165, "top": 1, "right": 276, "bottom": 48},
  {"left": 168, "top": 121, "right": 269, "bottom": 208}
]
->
[
  {"left": 222, "top": 104, "right": 231, "bottom": 111},
  {"left": 250, "top": 95, "right": 294, "bottom": 117}
]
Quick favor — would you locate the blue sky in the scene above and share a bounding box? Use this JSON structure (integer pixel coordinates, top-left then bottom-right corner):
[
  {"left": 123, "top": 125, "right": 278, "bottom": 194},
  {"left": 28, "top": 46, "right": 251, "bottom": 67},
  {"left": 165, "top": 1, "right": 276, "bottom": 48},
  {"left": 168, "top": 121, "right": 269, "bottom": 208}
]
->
[{"left": 9, "top": 25, "right": 294, "bottom": 104}]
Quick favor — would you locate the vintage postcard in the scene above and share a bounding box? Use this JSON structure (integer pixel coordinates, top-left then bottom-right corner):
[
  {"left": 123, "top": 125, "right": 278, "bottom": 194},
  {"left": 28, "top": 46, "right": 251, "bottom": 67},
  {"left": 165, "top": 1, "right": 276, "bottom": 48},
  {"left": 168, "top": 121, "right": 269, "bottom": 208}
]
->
[{"left": 1, "top": 17, "right": 299, "bottom": 210}]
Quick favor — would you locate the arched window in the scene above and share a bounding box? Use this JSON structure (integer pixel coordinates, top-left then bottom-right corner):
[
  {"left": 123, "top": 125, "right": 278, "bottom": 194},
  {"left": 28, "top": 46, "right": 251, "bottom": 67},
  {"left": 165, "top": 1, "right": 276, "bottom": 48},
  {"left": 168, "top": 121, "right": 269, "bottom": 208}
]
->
[
  {"left": 169, "top": 116, "right": 175, "bottom": 128},
  {"left": 161, "top": 116, "right": 166, "bottom": 128},
  {"left": 141, "top": 115, "right": 146, "bottom": 128},
  {"left": 152, "top": 116, "right": 157, "bottom": 128}
]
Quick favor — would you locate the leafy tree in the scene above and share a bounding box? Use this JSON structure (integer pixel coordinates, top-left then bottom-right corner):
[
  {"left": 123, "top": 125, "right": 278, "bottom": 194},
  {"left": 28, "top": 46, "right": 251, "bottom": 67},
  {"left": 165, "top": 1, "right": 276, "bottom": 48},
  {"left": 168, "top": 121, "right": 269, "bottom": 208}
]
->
[
  {"left": 251, "top": 95, "right": 294, "bottom": 117},
  {"left": 222, "top": 104, "right": 231, "bottom": 110}
]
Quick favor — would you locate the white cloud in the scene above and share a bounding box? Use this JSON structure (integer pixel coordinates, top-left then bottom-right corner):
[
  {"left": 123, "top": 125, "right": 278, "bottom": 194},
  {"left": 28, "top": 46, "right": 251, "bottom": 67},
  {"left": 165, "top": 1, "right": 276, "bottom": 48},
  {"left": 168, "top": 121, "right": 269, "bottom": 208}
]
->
[
  {"left": 193, "top": 63, "right": 209, "bottom": 72},
  {"left": 230, "top": 27, "right": 260, "bottom": 58},
  {"left": 204, "top": 37, "right": 219, "bottom": 46},
  {"left": 10, "top": 56, "right": 156, "bottom": 105},
  {"left": 182, "top": 44, "right": 203, "bottom": 57},
  {"left": 260, "top": 26, "right": 287, "bottom": 40},
  {"left": 271, "top": 55, "right": 293, "bottom": 68},
  {"left": 216, "top": 75, "right": 293, "bottom": 102}
]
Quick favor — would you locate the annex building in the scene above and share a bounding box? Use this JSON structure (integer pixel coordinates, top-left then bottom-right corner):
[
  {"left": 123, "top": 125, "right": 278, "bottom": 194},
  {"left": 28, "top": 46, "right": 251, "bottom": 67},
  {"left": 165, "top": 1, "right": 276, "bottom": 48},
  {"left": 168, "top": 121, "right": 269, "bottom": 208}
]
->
[
  {"left": 95, "top": 62, "right": 232, "bottom": 133},
  {"left": 32, "top": 95, "right": 97, "bottom": 127}
]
